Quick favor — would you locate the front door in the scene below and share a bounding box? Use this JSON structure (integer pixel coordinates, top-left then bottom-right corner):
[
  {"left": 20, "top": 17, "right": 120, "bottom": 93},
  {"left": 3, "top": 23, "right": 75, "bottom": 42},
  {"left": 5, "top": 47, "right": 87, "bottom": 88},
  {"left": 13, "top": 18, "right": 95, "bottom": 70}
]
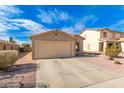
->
[
  {"left": 99, "top": 42, "right": 104, "bottom": 52},
  {"left": 76, "top": 42, "right": 80, "bottom": 51}
]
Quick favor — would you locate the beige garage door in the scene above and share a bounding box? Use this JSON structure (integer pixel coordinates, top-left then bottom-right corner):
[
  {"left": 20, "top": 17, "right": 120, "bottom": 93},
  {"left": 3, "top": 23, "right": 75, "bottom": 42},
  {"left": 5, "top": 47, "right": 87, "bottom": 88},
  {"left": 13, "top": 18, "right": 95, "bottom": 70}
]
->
[{"left": 35, "top": 41, "right": 75, "bottom": 59}]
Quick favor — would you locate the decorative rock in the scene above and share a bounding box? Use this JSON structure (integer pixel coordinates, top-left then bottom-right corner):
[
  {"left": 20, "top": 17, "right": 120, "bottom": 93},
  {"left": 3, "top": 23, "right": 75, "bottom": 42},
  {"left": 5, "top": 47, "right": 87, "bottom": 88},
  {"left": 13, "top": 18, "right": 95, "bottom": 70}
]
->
[
  {"left": 0, "top": 83, "right": 21, "bottom": 88},
  {"left": 36, "top": 83, "right": 49, "bottom": 88},
  {"left": 6, "top": 66, "right": 17, "bottom": 72}
]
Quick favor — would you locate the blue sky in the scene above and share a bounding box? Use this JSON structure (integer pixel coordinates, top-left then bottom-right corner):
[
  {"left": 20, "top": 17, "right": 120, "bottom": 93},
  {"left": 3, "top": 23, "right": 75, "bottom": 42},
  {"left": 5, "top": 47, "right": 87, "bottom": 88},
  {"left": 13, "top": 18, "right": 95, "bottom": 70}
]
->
[{"left": 1, "top": 5, "right": 124, "bottom": 44}]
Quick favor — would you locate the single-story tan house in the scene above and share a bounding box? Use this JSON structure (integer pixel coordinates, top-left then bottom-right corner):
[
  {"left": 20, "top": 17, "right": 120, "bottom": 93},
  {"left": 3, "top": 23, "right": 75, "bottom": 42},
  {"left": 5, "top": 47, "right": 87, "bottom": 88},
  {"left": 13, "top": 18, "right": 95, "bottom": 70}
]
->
[
  {"left": 30, "top": 30, "right": 84, "bottom": 59},
  {"left": 0, "top": 39, "right": 18, "bottom": 50}
]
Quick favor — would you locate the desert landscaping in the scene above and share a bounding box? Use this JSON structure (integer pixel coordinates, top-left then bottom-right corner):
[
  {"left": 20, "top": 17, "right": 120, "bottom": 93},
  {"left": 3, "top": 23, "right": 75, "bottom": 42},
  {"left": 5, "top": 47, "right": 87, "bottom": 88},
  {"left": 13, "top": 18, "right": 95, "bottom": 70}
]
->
[
  {"left": 1, "top": 29, "right": 124, "bottom": 88},
  {"left": 1, "top": 51, "right": 124, "bottom": 87}
]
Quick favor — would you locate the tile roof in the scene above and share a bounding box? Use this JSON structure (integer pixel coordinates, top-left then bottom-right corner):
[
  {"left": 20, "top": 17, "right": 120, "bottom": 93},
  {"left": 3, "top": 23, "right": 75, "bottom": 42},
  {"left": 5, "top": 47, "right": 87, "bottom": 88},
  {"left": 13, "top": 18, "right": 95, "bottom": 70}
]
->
[{"left": 0, "top": 39, "right": 14, "bottom": 45}]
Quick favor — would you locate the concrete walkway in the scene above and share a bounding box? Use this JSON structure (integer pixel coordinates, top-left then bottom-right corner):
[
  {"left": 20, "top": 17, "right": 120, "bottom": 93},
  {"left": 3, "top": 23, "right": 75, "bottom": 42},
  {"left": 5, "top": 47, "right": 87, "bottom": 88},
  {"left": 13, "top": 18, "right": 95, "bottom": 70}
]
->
[{"left": 36, "top": 58, "right": 123, "bottom": 88}]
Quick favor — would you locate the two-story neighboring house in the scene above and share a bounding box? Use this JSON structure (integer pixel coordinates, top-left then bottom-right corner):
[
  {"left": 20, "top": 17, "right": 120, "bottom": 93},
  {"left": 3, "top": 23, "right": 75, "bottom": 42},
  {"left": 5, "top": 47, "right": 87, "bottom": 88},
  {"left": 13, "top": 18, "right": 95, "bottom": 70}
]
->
[{"left": 80, "top": 28, "right": 124, "bottom": 52}]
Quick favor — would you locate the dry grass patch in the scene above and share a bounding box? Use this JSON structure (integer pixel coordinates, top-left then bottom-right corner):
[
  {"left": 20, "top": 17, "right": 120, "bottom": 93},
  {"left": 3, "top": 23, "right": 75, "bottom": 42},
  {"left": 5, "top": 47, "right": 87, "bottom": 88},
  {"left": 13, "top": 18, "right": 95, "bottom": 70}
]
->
[{"left": 0, "top": 50, "right": 18, "bottom": 71}]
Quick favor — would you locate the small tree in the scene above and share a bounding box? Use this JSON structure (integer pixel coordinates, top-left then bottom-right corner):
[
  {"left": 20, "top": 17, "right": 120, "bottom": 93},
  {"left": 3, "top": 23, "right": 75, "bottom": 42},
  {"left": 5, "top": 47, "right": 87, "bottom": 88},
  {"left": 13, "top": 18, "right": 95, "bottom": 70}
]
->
[
  {"left": 0, "top": 50, "right": 18, "bottom": 71},
  {"left": 21, "top": 43, "right": 30, "bottom": 48},
  {"left": 105, "top": 45, "right": 121, "bottom": 60},
  {"left": 20, "top": 43, "right": 30, "bottom": 52},
  {"left": 9, "top": 36, "right": 16, "bottom": 44}
]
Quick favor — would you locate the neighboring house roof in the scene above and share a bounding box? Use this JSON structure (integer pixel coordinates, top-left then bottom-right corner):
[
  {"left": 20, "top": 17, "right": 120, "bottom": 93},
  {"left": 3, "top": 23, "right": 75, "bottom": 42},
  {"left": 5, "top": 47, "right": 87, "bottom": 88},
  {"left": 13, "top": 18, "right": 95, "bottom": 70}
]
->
[
  {"left": 99, "top": 28, "right": 112, "bottom": 32},
  {"left": 0, "top": 39, "right": 16, "bottom": 45},
  {"left": 80, "top": 28, "right": 124, "bottom": 34},
  {"left": 29, "top": 30, "right": 75, "bottom": 40},
  {"left": 80, "top": 28, "right": 99, "bottom": 34},
  {"left": 99, "top": 28, "right": 124, "bottom": 33},
  {"left": 0, "top": 39, "right": 12, "bottom": 44},
  {"left": 73, "top": 35, "right": 85, "bottom": 40},
  {"left": 0, "top": 39, "right": 9, "bottom": 44}
]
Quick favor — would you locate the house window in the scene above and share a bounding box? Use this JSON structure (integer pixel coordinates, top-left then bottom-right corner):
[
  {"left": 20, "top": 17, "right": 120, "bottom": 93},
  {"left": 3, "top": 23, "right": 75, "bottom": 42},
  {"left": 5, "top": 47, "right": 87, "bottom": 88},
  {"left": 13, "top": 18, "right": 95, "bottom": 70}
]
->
[
  {"left": 87, "top": 44, "right": 90, "bottom": 50},
  {"left": 3, "top": 45, "right": 6, "bottom": 50},
  {"left": 103, "top": 32, "right": 107, "bottom": 38},
  {"left": 120, "top": 33, "right": 124, "bottom": 38},
  {"left": 113, "top": 33, "right": 116, "bottom": 38}
]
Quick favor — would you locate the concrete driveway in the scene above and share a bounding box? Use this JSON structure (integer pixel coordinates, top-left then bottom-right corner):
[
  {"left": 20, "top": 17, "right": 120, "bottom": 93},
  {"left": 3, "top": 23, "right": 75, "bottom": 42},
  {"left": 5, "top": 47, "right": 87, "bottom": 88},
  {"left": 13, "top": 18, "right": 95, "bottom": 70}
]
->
[{"left": 36, "top": 57, "right": 123, "bottom": 88}]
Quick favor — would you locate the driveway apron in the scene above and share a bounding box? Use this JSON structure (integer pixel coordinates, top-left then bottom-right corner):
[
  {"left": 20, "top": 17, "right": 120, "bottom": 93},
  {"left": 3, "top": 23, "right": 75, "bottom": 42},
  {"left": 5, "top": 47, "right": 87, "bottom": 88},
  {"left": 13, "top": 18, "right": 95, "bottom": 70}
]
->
[{"left": 36, "top": 58, "right": 123, "bottom": 88}]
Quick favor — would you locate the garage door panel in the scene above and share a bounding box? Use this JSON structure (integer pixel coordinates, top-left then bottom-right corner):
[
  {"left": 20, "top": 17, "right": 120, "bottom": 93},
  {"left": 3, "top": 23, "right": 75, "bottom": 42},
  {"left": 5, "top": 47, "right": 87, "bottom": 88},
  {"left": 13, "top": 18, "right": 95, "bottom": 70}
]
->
[{"left": 35, "top": 41, "right": 74, "bottom": 59}]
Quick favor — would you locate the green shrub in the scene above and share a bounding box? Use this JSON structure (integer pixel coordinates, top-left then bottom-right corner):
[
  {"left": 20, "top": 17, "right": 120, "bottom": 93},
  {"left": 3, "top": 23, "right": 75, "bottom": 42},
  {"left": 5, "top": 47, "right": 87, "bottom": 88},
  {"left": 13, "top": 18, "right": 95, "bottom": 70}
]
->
[
  {"left": 0, "top": 50, "right": 18, "bottom": 71},
  {"left": 114, "top": 60, "right": 122, "bottom": 65},
  {"left": 105, "top": 45, "right": 121, "bottom": 59}
]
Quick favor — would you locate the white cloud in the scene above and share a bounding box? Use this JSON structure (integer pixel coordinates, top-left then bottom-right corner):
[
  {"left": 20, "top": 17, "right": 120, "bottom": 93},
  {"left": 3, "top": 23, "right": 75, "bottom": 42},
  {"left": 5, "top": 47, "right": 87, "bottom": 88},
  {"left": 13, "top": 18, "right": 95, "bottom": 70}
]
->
[
  {"left": 61, "top": 15, "right": 98, "bottom": 34},
  {"left": 11, "top": 19, "right": 49, "bottom": 35},
  {"left": 0, "top": 20, "right": 19, "bottom": 32},
  {"left": 90, "top": 18, "right": 98, "bottom": 25},
  {"left": 61, "top": 27, "right": 75, "bottom": 34},
  {"left": 0, "top": 6, "right": 33, "bottom": 44},
  {"left": 0, "top": 6, "right": 99, "bottom": 44},
  {"left": 108, "top": 19, "right": 124, "bottom": 31},
  {"left": 74, "top": 22, "right": 85, "bottom": 30},
  {"left": 78, "top": 15, "right": 98, "bottom": 26},
  {"left": 0, "top": 33, "right": 9, "bottom": 40},
  {"left": 0, "top": 5, "right": 23, "bottom": 32},
  {"left": 0, "top": 6, "right": 24, "bottom": 42},
  {"left": 61, "top": 23, "right": 85, "bottom": 34},
  {"left": 37, "top": 8, "right": 71, "bottom": 24},
  {"left": 15, "top": 39, "right": 30, "bottom": 45},
  {"left": 81, "top": 15, "right": 96, "bottom": 23},
  {"left": 0, "top": 5, "right": 23, "bottom": 17},
  {"left": 0, "top": 6, "right": 49, "bottom": 44}
]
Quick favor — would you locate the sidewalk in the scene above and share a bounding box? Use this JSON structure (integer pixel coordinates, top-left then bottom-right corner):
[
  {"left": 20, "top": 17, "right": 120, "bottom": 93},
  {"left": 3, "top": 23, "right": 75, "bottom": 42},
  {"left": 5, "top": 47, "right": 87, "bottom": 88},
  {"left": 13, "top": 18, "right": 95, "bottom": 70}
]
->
[{"left": 86, "top": 75, "right": 124, "bottom": 88}]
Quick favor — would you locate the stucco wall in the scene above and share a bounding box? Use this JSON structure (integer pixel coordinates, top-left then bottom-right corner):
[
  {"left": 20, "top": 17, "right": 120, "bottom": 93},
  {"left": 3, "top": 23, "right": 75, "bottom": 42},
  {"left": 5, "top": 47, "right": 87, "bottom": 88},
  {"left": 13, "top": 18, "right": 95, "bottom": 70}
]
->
[
  {"left": 0, "top": 43, "right": 4, "bottom": 50},
  {"left": 31, "top": 32, "right": 76, "bottom": 59},
  {"left": 32, "top": 41, "right": 35, "bottom": 59},
  {"left": 80, "top": 30, "right": 100, "bottom": 52},
  {"left": 0, "top": 43, "right": 18, "bottom": 50},
  {"left": 121, "top": 43, "right": 124, "bottom": 52},
  {"left": 32, "top": 32, "right": 74, "bottom": 41}
]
